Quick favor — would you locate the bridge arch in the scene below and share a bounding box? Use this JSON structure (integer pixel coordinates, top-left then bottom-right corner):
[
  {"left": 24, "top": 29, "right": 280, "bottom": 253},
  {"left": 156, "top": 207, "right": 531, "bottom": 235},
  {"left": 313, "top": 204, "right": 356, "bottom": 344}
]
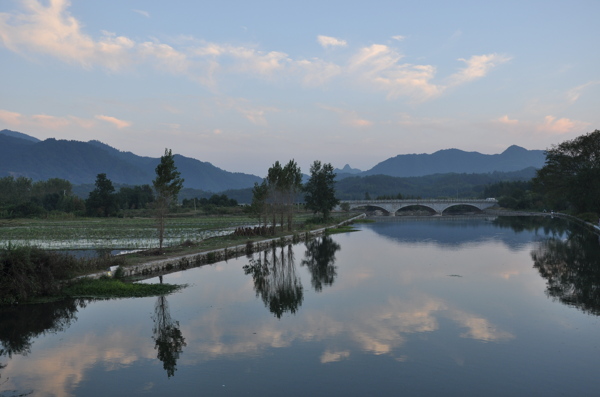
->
[{"left": 338, "top": 199, "right": 498, "bottom": 216}]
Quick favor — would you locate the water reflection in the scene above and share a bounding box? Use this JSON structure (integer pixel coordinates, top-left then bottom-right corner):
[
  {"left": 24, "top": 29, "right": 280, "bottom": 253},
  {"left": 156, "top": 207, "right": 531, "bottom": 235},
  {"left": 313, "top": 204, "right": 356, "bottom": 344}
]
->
[
  {"left": 152, "top": 294, "right": 186, "bottom": 378},
  {"left": 301, "top": 235, "right": 341, "bottom": 292},
  {"left": 0, "top": 299, "right": 83, "bottom": 396},
  {"left": 0, "top": 300, "right": 82, "bottom": 359},
  {"left": 532, "top": 228, "right": 600, "bottom": 315},
  {"left": 243, "top": 245, "right": 304, "bottom": 319}
]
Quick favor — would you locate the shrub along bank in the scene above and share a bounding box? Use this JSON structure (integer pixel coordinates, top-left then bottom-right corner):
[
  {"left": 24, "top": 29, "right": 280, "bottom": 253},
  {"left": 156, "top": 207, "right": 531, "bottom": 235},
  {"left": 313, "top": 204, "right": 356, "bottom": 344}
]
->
[{"left": 0, "top": 245, "right": 126, "bottom": 304}]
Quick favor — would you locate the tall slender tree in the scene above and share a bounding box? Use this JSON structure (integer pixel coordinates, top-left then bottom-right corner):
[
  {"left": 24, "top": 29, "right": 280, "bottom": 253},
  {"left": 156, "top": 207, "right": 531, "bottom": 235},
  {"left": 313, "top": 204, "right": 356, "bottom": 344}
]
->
[
  {"left": 153, "top": 149, "right": 184, "bottom": 251},
  {"left": 282, "top": 160, "right": 303, "bottom": 231}
]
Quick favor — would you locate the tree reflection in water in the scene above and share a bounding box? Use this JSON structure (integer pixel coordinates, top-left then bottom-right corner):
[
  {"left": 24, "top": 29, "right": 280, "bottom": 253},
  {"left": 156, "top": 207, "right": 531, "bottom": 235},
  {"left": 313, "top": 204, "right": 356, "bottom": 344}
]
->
[
  {"left": 531, "top": 229, "right": 600, "bottom": 315},
  {"left": 0, "top": 299, "right": 83, "bottom": 395},
  {"left": 243, "top": 245, "right": 304, "bottom": 319},
  {"left": 152, "top": 294, "right": 186, "bottom": 378},
  {"left": 301, "top": 235, "right": 341, "bottom": 292},
  {"left": 0, "top": 299, "right": 82, "bottom": 358}
]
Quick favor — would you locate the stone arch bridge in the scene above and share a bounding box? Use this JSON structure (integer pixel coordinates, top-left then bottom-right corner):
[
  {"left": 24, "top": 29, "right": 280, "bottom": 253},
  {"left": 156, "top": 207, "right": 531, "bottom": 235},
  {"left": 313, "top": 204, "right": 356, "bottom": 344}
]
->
[{"left": 336, "top": 199, "right": 498, "bottom": 216}]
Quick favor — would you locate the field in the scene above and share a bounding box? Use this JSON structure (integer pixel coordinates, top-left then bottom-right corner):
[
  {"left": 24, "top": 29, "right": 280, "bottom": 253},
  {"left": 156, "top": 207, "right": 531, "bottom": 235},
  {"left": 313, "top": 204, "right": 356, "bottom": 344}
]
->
[
  {"left": 0, "top": 213, "right": 353, "bottom": 251},
  {"left": 0, "top": 215, "right": 257, "bottom": 250}
]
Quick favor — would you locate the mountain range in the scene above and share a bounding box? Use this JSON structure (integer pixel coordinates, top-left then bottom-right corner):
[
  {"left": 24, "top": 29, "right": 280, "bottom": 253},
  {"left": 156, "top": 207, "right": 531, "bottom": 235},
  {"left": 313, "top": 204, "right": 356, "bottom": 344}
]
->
[
  {"left": 0, "top": 129, "right": 261, "bottom": 192},
  {"left": 335, "top": 145, "right": 546, "bottom": 179},
  {"left": 0, "top": 129, "right": 546, "bottom": 193}
]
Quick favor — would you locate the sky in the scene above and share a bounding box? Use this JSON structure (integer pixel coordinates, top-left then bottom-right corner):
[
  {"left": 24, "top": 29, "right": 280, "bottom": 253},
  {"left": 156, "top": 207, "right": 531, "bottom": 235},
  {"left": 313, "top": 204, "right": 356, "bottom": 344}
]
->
[{"left": 1, "top": 0, "right": 599, "bottom": 177}]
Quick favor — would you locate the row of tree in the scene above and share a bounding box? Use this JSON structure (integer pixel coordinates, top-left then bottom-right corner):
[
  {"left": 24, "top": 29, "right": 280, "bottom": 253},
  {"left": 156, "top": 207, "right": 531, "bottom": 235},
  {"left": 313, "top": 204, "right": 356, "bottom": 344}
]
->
[
  {"left": 248, "top": 160, "right": 339, "bottom": 234},
  {"left": 0, "top": 177, "right": 85, "bottom": 217}
]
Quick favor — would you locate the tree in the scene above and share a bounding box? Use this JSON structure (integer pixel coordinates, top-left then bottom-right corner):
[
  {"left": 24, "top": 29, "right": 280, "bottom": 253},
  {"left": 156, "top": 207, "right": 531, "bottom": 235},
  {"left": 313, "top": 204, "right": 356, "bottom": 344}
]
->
[
  {"left": 153, "top": 149, "right": 184, "bottom": 251},
  {"left": 304, "top": 160, "right": 339, "bottom": 220},
  {"left": 252, "top": 160, "right": 302, "bottom": 234},
  {"left": 152, "top": 295, "right": 186, "bottom": 377},
  {"left": 86, "top": 173, "right": 117, "bottom": 217},
  {"left": 533, "top": 129, "right": 600, "bottom": 214},
  {"left": 281, "top": 160, "right": 303, "bottom": 231},
  {"left": 249, "top": 181, "right": 269, "bottom": 227}
]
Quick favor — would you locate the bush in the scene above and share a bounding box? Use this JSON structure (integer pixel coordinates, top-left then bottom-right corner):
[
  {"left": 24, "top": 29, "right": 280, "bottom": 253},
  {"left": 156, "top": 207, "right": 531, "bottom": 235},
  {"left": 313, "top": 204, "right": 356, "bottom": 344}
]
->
[{"left": 0, "top": 245, "right": 80, "bottom": 304}]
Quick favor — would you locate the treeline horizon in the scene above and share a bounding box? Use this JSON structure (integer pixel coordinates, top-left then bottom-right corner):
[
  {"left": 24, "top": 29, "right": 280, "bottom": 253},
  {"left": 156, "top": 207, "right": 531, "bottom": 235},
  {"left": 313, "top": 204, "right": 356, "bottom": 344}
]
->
[{"left": 1, "top": 128, "right": 599, "bottom": 222}]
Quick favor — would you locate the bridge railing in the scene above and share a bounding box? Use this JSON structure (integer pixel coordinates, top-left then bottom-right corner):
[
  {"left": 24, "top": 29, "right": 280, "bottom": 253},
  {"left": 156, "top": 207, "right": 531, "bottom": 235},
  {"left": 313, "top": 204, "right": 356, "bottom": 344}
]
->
[{"left": 339, "top": 199, "right": 497, "bottom": 204}]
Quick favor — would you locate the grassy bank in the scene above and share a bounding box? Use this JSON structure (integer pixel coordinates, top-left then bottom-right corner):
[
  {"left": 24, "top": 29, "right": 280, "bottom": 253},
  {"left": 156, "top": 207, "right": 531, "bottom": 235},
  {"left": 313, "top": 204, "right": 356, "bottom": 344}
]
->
[{"left": 0, "top": 212, "right": 361, "bottom": 304}]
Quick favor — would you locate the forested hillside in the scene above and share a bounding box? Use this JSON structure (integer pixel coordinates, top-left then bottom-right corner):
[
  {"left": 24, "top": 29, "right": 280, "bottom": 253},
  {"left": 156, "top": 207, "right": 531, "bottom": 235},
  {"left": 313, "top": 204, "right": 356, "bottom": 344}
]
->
[{"left": 0, "top": 130, "right": 261, "bottom": 192}]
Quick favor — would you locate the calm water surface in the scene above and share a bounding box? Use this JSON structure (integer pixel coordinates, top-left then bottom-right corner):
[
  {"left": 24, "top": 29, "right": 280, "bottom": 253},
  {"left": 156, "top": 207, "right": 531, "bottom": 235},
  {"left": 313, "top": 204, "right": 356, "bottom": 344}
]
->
[{"left": 2, "top": 216, "right": 600, "bottom": 396}]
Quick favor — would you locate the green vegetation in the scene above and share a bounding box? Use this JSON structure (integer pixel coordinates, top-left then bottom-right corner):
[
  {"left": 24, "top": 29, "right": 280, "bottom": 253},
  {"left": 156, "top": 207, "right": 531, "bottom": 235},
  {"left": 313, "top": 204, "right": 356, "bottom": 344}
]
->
[
  {"left": 62, "top": 278, "right": 182, "bottom": 299},
  {"left": 325, "top": 225, "right": 359, "bottom": 234},
  {"left": 0, "top": 245, "right": 125, "bottom": 304},
  {"left": 533, "top": 129, "right": 600, "bottom": 215},
  {"left": 249, "top": 160, "right": 303, "bottom": 234},
  {"left": 335, "top": 168, "right": 537, "bottom": 200},
  {"left": 304, "top": 160, "right": 339, "bottom": 220},
  {"left": 153, "top": 148, "right": 185, "bottom": 251},
  {"left": 0, "top": 176, "right": 85, "bottom": 218}
]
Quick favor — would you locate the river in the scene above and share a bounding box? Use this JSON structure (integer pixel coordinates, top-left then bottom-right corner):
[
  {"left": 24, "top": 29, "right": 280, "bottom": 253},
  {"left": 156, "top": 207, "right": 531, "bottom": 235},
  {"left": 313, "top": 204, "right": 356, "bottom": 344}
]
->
[{"left": 1, "top": 216, "right": 600, "bottom": 396}]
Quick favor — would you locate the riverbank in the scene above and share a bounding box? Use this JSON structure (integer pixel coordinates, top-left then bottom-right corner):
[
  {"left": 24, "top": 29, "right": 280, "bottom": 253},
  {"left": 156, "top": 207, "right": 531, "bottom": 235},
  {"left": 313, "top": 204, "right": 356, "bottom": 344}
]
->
[{"left": 86, "top": 213, "right": 366, "bottom": 281}]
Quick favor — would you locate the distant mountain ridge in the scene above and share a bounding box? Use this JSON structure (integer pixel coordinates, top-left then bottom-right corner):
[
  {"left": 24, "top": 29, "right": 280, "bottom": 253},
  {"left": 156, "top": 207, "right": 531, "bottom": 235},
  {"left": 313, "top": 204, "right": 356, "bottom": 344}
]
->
[
  {"left": 0, "top": 129, "right": 261, "bottom": 192},
  {"left": 363, "top": 145, "right": 546, "bottom": 177},
  {"left": 0, "top": 129, "right": 546, "bottom": 193}
]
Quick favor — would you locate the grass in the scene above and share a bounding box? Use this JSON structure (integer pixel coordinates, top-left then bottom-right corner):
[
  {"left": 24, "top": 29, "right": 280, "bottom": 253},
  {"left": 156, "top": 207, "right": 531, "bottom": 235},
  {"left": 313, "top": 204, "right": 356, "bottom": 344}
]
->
[
  {"left": 61, "top": 278, "right": 183, "bottom": 299},
  {"left": 325, "top": 225, "right": 360, "bottom": 235}
]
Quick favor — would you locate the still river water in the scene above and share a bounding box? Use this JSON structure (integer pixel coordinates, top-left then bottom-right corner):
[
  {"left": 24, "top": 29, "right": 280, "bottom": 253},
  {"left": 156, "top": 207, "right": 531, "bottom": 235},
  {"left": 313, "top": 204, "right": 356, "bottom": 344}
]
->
[{"left": 2, "top": 216, "right": 600, "bottom": 396}]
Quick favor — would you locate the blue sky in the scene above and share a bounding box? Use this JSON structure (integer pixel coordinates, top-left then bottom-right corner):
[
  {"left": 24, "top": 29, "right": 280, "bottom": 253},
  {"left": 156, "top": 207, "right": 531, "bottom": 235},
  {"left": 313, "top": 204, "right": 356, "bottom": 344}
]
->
[{"left": 1, "top": 0, "right": 598, "bottom": 176}]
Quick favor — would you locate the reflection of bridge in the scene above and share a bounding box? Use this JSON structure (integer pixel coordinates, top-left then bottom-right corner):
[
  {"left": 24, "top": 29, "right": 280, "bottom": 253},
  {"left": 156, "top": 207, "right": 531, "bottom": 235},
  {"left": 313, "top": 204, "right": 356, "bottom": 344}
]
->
[{"left": 336, "top": 199, "right": 498, "bottom": 216}]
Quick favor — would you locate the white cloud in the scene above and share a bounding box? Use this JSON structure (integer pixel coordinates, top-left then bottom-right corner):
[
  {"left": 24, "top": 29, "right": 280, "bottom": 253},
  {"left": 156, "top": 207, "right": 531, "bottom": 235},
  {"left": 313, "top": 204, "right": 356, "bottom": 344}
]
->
[
  {"left": 391, "top": 35, "right": 406, "bottom": 41},
  {"left": 95, "top": 115, "right": 131, "bottom": 129},
  {"left": 448, "top": 53, "right": 511, "bottom": 86},
  {"left": 496, "top": 115, "right": 518, "bottom": 125},
  {"left": 0, "top": 0, "right": 135, "bottom": 71},
  {"left": 0, "top": 109, "right": 22, "bottom": 125},
  {"left": 536, "top": 115, "right": 589, "bottom": 134},
  {"left": 348, "top": 44, "right": 442, "bottom": 101},
  {"left": 295, "top": 58, "right": 342, "bottom": 86},
  {"left": 317, "top": 35, "right": 347, "bottom": 48},
  {"left": 0, "top": 2, "right": 511, "bottom": 103},
  {"left": 566, "top": 81, "right": 600, "bottom": 103},
  {"left": 132, "top": 9, "right": 150, "bottom": 18}
]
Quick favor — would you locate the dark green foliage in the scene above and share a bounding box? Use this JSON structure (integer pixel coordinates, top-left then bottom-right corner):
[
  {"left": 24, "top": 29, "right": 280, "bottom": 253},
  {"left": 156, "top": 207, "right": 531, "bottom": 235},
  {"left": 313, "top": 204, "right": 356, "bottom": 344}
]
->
[
  {"left": 62, "top": 279, "right": 180, "bottom": 298},
  {"left": 304, "top": 160, "right": 339, "bottom": 220},
  {"left": 0, "top": 246, "right": 129, "bottom": 304},
  {"left": 0, "top": 176, "right": 83, "bottom": 218},
  {"left": 116, "top": 184, "right": 154, "bottom": 210},
  {"left": 0, "top": 246, "right": 80, "bottom": 304},
  {"left": 534, "top": 130, "right": 600, "bottom": 215},
  {"left": 153, "top": 149, "right": 184, "bottom": 251},
  {"left": 335, "top": 168, "right": 537, "bottom": 200},
  {"left": 86, "top": 173, "right": 117, "bottom": 217},
  {"left": 482, "top": 180, "right": 544, "bottom": 210},
  {"left": 181, "top": 194, "right": 238, "bottom": 214}
]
